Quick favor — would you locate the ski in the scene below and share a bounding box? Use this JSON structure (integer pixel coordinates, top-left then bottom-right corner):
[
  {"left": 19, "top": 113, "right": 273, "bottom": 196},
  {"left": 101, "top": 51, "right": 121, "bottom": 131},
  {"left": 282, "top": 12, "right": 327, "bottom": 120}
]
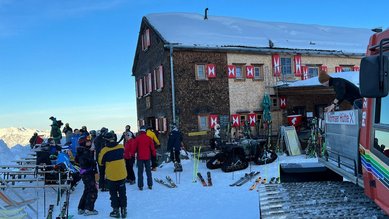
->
[
  {"left": 207, "top": 171, "right": 212, "bottom": 186},
  {"left": 229, "top": 171, "right": 255, "bottom": 186},
  {"left": 249, "top": 176, "right": 262, "bottom": 191},
  {"left": 165, "top": 176, "right": 177, "bottom": 188},
  {"left": 236, "top": 171, "right": 260, "bottom": 186},
  {"left": 154, "top": 178, "right": 174, "bottom": 188},
  {"left": 56, "top": 201, "right": 69, "bottom": 219},
  {"left": 197, "top": 172, "right": 207, "bottom": 186},
  {"left": 46, "top": 204, "right": 54, "bottom": 219}
]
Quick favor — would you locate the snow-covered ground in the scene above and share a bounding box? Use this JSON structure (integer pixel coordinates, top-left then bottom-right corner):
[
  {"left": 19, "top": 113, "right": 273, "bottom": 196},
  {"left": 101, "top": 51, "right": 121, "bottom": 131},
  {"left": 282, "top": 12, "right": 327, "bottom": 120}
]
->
[{"left": 4, "top": 153, "right": 317, "bottom": 219}]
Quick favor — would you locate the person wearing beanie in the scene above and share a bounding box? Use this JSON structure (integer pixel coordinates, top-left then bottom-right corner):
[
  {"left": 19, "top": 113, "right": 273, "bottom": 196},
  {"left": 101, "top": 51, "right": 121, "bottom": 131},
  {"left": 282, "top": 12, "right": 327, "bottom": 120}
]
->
[
  {"left": 130, "top": 125, "right": 156, "bottom": 191},
  {"left": 75, "top": 136, "right": 99, "bottom": 216},
  {"left": 318, "top": 70, "right": 362, "bottom": 112},
  {"left": 98, "top": 132, "right": 127, "bottom": 218}
]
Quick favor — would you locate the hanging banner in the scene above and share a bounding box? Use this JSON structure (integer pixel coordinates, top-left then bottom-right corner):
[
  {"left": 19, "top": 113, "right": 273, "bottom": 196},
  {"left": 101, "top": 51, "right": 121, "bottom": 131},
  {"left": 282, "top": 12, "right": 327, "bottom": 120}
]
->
[
  {"left": 248, "top": 113, "right": 256, "bottom": 126},
  {"left": 301, "top": 66, "right": 308, "bottom": 80}
]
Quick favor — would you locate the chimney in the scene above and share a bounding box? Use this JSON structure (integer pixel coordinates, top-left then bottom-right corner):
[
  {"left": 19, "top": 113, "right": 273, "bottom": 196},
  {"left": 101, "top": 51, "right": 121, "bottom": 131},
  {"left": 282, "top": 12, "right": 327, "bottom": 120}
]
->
[{"left": 204, "top": 8, "right": 208, "bottom": 20}]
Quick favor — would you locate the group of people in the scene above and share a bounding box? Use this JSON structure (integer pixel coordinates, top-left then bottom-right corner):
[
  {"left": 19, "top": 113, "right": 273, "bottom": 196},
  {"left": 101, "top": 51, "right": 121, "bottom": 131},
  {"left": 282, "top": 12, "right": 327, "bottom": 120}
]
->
[{"left": 33, "top": 117, "right": 185, "bottom": 218}]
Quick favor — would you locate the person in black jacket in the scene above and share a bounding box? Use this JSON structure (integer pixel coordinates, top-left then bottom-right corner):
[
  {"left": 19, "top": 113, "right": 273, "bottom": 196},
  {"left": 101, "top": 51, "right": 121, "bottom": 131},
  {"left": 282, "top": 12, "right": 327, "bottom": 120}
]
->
[
  {"left": 167, "top": 124, "right": 184, "bottom": 172},
  {"left": 94, "top": 127, "right": 109, "bottom": 192},
  {"left": 75, "top": 136, "right": 98, "bottom": 216},
  {"left": 318, "top": 70, "right": 362, "bottom": 112}
]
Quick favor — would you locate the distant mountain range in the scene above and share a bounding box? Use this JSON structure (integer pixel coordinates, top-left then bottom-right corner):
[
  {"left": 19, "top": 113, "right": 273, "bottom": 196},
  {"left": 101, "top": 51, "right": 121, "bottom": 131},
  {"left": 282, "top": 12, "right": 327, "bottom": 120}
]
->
[{"left": 0, "top": 127, "right": 50, "bottom": 148}]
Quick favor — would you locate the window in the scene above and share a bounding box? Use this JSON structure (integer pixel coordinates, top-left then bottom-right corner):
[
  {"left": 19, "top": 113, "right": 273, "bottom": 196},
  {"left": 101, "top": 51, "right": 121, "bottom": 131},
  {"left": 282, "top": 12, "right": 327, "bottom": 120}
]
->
[
  {"left": 240, "top": 115, "right": 247, "bottom": 126},
  {"left": 308, "top": 66, "right": 319, "bottom": 78},
  {"left": 271, "top": 97, "right": 278, "bottom": 108},
  {"left": 142, "top": 29, "right": 150, "bottom": 51},
  {"left": 195, "top": 64, "right": 207, "bottom": 80},
  {"left": 340, "top": 65, "right": 353, "bottom": 72},
  {"left": 373, "top": 96, "right": 389, "bottom": 160},
  {"left": 198, "top": 115, "right": 209, "bottom": 131},
  {"left": 236, "top": 65, "right": 244, "bottom": 79},
  {"left": 254, "top": 65, "right": 264, "bottom": 80},
  {"left": 281, "top": 57, "right": 292, "bottom": 75}
]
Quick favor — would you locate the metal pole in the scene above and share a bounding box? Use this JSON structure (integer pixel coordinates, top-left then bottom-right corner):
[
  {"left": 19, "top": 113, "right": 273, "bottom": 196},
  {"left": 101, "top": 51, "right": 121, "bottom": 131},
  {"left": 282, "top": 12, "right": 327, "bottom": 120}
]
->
[{"left": 170, "top": 44, "right": 176, "bottom": 124}]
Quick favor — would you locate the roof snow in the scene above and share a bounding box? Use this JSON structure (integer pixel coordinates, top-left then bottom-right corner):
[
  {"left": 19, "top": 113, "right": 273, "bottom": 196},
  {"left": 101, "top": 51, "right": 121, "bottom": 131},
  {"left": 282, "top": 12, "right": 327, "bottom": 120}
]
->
[{"left": 145, "top": 13, "right": 372, "bottom": 54}]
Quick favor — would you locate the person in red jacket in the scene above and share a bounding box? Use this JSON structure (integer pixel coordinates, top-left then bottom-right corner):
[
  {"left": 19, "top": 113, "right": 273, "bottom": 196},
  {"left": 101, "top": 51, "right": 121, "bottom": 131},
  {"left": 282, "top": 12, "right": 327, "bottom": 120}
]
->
[
  {"left": 123, "top": 132, "right": 136, "bottom": 185},
  {"left": 130, "top": 126, "right": 156, "bottom": 190}
]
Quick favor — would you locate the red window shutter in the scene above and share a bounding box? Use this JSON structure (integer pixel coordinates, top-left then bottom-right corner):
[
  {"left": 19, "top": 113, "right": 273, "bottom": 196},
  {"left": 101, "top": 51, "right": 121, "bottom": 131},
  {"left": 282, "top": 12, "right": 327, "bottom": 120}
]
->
[
  {"left": 301, "top": 66, "right": 308, "bottom": 80},
  {"left": 148, "top": 73, "right": 152, "bottom": 93},
  {"left": 279, "top": 96, "right": 287, "bottom": 109},
  {"left": 227, "top": 65, "right": 236, "bottom": 78},
  {"left": 320, "top": 65, "right": 328, "bottom": 72},
  {"left": 353, "top": 66, "right": 360, "bottom": 71},
  {"left": 159, "top": 65, "right": 164, "bottom": 89},
  {"left": 145, "top": 29, "right": 150, "bottom": 47},
  {"left": 155, "top": 118, "right": 159, "bottom": 131},
  {"left": 208, "top": 114, "right": 219, "bottom": 128},
  {"left": 231, "top": 114, "right": 240, "bottom": 127},
  {"left": 206, "top": 64, "right": 216, "bottom": 78},
  {"left": 153, "top": 69, "right": 157, "bottom": 91},
  {"left": 162, "top": 118, "right": 167, "bottom": 132},
  {"left": 248, "top": 113, "right": 256, "bottom": 126},
  {"left": 246, "top": 65, "right": 254, "bottom": 78},
  {"left": 294, "top": 55, "right": 302, "bottom": 77},
  {"left": 335, "top": 66, "right": 342, "bottom": 72},
  {"left": 272, "top": 54, "right": 281, "bottom": 77}
]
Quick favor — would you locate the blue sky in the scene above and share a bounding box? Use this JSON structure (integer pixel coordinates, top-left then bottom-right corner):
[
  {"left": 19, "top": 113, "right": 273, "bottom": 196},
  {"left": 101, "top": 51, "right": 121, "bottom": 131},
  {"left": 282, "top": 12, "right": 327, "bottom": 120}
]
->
[{"left": 0, "top": 0, "right": 387, "bottom": 132}]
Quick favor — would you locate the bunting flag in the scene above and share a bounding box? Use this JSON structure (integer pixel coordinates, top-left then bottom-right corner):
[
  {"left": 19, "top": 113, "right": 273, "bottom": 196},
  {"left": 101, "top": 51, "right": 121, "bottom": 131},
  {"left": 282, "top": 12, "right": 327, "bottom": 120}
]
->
[
  {"left": 352, "top": 66, "right": 360, "bottom": 71},
  {"left": 209, "top": 114, "right": 219, "bottom": 129},
  {"left": 301, "top": 66, "right": 308, "bottom": 80},
  {"left": 320, "top": 65, "right": 328, "bottom": 72},
  {"left": 206, "top": 64, "right": 216, "bottom": 78},
  {"left": 246, "top": 65, "right": 254, "bottom": 78},
  {"left": 248, "top": 114, "right": 256, "bottom": 126},
  {"left": 279, "top": 96, "right": 287, "bottom": 109},
  {"left": 272, "top": 54, "right": 281, "bottom": 77},
  {"left": 335, "top": 66, "right": 343, "bottom": 72},
  {"left": 231, "top": 114, "right": 240, "bottom": 127},
  {"left": 227, "top": 65, "right": 236, "bottom": 78},
  {"left": 294, "top": 55, "right": 302, "bottom": 77}
]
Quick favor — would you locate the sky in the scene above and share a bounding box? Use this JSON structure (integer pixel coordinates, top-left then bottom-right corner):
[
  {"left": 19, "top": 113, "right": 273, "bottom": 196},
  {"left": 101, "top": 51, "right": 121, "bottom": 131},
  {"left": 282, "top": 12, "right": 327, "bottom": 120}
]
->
[{"left": 0, "top": 0, "right": 388, "bottom": 132}]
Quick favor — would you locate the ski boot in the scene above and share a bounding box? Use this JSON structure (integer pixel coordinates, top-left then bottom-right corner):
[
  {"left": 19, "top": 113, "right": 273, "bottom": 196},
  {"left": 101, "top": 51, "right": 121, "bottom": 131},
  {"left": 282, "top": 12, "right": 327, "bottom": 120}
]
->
[
  {"left": 121, "top": 207, "right": 127, "bottom": 218},
  {"left": 84, "top": 209, "right": 98, "bottom": 216},
  {"left": 174, "top": 162, "right": 183, "bottom": 172},
  {"left": 110, "top": 208, "right": 120, "bottom": 218}
]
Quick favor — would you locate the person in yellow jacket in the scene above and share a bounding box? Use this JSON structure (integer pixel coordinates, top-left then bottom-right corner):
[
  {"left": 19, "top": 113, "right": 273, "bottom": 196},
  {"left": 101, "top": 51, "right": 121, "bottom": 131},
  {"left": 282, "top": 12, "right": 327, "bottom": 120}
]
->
[
  {"left": 98, "top": 132, "right": 127, "bottom": 218},
  {"left": 146, "top": 126, "right": 160, "bottom": 171}
]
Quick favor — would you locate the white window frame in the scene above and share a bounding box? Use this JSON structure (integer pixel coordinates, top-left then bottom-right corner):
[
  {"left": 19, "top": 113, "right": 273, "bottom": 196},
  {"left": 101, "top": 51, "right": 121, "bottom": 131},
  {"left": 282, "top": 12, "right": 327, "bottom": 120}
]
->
[
  {"left": 198, "top": 115, "right": 209, "bottom": 131},
  {"left": 195, "top": 64, "right": 207, "bottom": 80}
]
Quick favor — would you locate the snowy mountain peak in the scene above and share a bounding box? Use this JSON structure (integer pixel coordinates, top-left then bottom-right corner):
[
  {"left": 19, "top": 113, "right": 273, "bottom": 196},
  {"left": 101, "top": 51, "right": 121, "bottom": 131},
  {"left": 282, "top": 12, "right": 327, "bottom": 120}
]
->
[{"left": 0, "top": 127, "right": 50, "bottom": 148}]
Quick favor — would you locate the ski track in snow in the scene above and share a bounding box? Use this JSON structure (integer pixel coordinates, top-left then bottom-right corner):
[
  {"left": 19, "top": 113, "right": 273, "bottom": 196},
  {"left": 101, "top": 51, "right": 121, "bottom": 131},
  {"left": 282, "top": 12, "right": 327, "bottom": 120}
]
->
[{"left": 17, "top": 154, "right": 317, "bottom": 219}]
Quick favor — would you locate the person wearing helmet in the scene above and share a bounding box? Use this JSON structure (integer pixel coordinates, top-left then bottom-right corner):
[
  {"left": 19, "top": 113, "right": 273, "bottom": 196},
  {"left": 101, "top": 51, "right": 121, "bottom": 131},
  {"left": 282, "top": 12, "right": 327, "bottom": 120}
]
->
[
  {"left": 98, "top": 132, "right": 127, "bottom": 218},
  {"left": 75, "top": 136, "right": 98, "bottom": 216}
]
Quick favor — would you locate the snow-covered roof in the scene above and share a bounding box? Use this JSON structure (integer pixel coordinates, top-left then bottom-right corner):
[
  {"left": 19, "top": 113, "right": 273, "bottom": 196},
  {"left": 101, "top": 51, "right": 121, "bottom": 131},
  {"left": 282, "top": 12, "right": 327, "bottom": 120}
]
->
[
  {"left": 145, "top": 13, "right": 372, "bottom": 54},
  {"left": 287, "top": 71, "right": 359, "bottom": 87}
]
